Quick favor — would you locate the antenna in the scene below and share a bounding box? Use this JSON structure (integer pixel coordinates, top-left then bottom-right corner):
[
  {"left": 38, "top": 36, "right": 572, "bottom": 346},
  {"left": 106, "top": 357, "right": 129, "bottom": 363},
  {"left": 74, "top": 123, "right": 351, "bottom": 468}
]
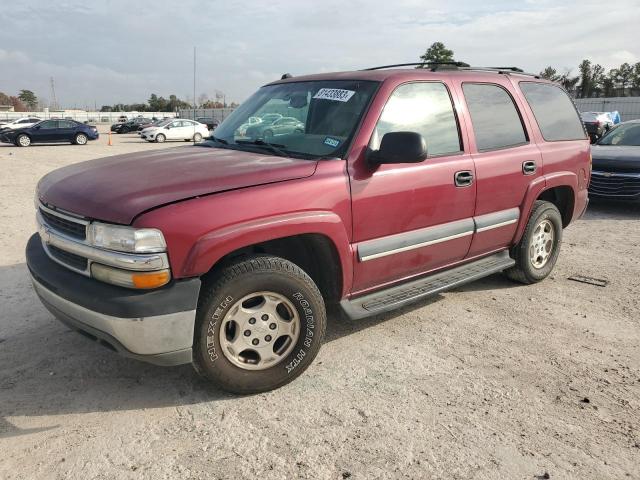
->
[{"left": 49, "top": 77, "right": 58, "bottom": 110}]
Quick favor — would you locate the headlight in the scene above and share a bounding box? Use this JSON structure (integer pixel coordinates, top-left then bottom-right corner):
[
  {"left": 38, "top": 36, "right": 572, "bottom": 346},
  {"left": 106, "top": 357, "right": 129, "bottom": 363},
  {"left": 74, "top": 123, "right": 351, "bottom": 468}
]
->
[{"left": 88, "top": 222, "right": 166, "bottom": 253}]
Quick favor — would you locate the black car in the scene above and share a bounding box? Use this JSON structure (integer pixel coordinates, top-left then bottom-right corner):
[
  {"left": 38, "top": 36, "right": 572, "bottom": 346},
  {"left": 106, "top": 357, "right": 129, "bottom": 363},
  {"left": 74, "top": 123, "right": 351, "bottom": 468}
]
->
[
  {"left": 112, "top": 117, "right": 152, "bottom": 134},
  {"left": 0, "top": 119, "right": 99, "bottom": 147},
  {"left": 196, "top": 117, "right": 219, "bottom": 130},
  {"left": 589, "top": 120, "right": 640, "bottom": 201}
]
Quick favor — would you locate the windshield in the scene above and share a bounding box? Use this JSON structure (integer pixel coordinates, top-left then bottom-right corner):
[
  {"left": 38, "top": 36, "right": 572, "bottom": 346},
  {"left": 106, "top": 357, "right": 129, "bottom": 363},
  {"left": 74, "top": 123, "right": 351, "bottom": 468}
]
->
[
  {"left": 211, "top": 80, "right": 379, "bottom": 158},
  {"left": 598, "top": 123, "right": 640, "bottom": 146}
]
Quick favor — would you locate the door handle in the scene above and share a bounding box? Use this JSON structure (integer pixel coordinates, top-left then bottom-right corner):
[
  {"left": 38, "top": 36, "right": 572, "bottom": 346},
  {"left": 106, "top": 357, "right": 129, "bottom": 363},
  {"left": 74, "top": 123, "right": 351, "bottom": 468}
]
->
[
  {"left": 454, "top": 170, "right": 474, "bottom": 187},
  {"left": 522, "top": 160, "right": 537, "bottom": 175}
]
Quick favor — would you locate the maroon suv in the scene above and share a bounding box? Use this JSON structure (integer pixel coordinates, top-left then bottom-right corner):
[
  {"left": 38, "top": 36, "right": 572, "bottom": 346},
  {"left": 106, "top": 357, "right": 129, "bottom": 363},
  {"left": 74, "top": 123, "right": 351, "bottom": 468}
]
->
[{"left": 28, "top": 65, "right": 590, "bottom": 393}]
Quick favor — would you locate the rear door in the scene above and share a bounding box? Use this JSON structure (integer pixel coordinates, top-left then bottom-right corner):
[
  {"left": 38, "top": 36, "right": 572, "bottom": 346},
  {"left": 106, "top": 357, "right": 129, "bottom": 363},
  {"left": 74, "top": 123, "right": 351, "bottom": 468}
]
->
[{"left": 56, "top": 120, "right": 77, "bottom": 141}]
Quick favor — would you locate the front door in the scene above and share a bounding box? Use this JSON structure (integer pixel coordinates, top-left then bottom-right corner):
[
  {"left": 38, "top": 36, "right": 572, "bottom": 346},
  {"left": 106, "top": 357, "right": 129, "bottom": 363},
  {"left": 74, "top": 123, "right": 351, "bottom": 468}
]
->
[
  {"left": 349, "top": 81, "right": 477, "bottom": 294},
  {"left": 30, "top": 120, "right": 58, "bottom": 143}
]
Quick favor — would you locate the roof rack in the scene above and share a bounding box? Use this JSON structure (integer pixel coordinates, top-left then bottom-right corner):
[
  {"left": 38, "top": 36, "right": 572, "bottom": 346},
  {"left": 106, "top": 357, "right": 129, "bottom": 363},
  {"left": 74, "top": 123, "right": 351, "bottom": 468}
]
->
[
  {"left": 362, "top": 62, "right": 540, "bottom": 78},
  {"left": 363, "top": 62, "right": 470, "bottom": 71}
]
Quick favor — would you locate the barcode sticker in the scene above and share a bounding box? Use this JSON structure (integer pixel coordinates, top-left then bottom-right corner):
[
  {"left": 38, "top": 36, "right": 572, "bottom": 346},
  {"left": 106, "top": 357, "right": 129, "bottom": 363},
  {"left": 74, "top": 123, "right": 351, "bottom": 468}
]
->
[{"left": 313, "top": 88, "right": 355, "bottom": 102}]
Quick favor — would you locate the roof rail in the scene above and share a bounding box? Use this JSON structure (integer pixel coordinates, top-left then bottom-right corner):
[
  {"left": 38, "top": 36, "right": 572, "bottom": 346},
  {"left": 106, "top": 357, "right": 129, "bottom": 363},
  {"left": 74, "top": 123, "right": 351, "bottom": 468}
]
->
[
  {"left": 363, "top": 62, "right": 470, "bottom": 71},
  {"left": 362, "top": 62, "right": 540, "bottom": 78}
]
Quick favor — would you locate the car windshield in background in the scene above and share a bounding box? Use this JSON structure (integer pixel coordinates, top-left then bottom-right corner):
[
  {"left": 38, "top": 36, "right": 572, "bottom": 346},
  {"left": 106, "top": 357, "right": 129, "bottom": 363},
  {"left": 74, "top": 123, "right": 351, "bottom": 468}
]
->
[
  {"left": 211, "top": 80, "right": 379, "bottom": 159},
  {"left": 598, "top": 123, "right": 640, "bottom": 146}
]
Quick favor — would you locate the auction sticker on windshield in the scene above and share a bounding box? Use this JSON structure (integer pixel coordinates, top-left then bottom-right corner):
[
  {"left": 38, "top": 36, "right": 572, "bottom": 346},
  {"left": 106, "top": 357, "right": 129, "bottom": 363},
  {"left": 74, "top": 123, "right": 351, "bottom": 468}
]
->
[{"left": 313, "top": 88, "right": 355, "bottom": 102}]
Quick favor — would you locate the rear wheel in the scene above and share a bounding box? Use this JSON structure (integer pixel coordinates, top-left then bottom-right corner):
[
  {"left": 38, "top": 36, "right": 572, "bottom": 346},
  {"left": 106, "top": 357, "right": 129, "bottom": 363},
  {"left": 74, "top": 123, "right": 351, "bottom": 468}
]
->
[
  {"left": 505, "top": 200, "right": 562, "bottom": 284},
  {"left": 16, "top": 134, "right": 31, "bottom": 147},
  {"left": 193, "top": 255, "right": 326, "bottom": 394},
  {"left": 155, "top": 133, "right": 166, "bottom": 143},
  {"left": 74, "top": 133, "right": 88, "bottom": 145},
  {"left": 193, "top": 132, "right": 203, "bottom": 142}
]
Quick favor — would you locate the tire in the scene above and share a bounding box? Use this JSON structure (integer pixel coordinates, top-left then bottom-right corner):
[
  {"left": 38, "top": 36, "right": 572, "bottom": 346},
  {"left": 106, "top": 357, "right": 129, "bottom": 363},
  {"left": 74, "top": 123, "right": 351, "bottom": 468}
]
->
[
  {"left": 504, "top": 200, "right": 563, "bottom": 284},
  {"left": 155, "top": 133, "right": 166, "bottom": 143},
  {"left": 192, "top": 255, "right": 326, "bottom": 394},
  {"left": 16, "top": 134, "right": 31, "bottom": 147},
  {"left": 74, "top": 133, "right": 88, "bottom": 145},
  {"left": 193, "top": 132, "right": 203, "bottom": 142}
]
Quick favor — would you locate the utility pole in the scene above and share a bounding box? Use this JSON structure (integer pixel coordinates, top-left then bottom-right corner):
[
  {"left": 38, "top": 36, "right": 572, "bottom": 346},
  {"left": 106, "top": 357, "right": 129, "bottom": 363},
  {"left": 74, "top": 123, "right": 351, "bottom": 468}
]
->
[
  {"left": 193, "top": 46, "right": 196, "bottom": 144},
  {"left": 49, "top": 77, "right": 58, "bottom": 111}
]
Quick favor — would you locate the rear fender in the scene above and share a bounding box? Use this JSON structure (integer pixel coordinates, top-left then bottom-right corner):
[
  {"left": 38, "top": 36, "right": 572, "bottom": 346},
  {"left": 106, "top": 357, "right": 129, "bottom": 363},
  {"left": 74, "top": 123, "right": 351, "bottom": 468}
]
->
[{"left": 513, "top": 172, "right": 577, "bottom": 244}]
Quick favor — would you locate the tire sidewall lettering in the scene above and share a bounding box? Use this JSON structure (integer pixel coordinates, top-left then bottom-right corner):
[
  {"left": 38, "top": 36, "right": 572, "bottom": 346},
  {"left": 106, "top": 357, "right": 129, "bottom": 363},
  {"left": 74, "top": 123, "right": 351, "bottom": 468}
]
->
[{"left": 205, "top": 295, "right": 234, "bottom": 363}]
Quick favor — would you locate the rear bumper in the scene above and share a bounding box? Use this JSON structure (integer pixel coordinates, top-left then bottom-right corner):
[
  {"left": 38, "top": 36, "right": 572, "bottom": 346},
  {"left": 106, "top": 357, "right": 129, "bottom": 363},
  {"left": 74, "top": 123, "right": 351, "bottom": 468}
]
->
[{"left": 26, "top": 234, "right": 201, "bottom": 366}]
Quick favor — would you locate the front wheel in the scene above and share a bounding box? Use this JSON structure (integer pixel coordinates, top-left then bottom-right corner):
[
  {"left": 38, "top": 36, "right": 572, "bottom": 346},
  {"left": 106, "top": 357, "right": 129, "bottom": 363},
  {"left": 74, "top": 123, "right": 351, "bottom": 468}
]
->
[
  {"left": 193, "top": 256, "right": 326, "bottom": 394},
  {"left": 504, "top": 200, "right": 562, "bottom": 284},
  {"left": 74, "top": 133, "right": 88, "bottom": 145},
  {"left": 155, "top": 133, "right": 166, "bottom": 143}
]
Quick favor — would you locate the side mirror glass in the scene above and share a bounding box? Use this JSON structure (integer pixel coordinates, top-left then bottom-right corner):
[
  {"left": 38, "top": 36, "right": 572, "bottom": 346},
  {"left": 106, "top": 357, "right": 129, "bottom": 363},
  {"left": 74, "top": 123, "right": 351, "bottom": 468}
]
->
[{"left": 367, "top": 131, "right": 427, "bottom": 165}]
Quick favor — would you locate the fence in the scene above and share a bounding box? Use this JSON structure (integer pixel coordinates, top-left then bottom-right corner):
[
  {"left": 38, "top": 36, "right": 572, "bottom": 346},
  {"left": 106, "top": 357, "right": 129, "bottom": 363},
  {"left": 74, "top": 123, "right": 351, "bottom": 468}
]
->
[
  {"left": 178, "top": 108, "right": 236, "bottom": 123},
  {"left": 574, "top": 97, "right": 640, "bottom": 121},
  {"left": 0, "top": 111, "right": 181, "bottom": 124}
]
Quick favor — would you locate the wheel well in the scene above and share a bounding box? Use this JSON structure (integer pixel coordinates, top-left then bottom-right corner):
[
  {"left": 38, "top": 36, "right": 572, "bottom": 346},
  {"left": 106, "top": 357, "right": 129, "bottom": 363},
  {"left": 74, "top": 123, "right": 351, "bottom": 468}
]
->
[
  {"left": 202, "top": 234, "right": 343, "bottom": 305},
  {"left": 537, "top": 186, "right": 574, "bottom": 227}
]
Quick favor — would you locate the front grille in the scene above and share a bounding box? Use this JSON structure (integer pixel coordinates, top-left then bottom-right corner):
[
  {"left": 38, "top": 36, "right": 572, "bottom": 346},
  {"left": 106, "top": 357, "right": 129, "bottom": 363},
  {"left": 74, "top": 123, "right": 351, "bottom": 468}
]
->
[
  {"left": 589, "top": 172, "right": 640, "bottom": 198},
  {"left": 40, "top": 208, "right": 86, "bottom": 240},
  {"left": 48, "top": 244, "right": 88, "bottom": 271}
]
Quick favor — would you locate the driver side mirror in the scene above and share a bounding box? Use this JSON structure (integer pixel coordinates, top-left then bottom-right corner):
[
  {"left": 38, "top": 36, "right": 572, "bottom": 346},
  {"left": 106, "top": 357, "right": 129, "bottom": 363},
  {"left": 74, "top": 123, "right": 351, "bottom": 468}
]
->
[
  {"left": 367, "top": 131, "right": 427, "bottom": 165},
  {"left": 34, "top": 125, "right": 41, "bottom": 130},
  {"left": 165, "top": 126, "right": 171, "bottom": 129}
]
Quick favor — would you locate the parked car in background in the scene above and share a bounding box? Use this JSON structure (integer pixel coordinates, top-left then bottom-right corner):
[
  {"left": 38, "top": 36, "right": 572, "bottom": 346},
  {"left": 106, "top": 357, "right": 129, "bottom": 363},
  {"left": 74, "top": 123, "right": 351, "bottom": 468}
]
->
[
  {"left": 28, "top": 66, "right": 590, "bottom": 393},
  {"left": 117, "top": 115, "right": 128, "bottom": 123},
  {"left": 196, "top": 117, "right": 220, "bottom": 130},
  {"left": 113, "top": 117, "right": 152, "bottom": 134},
  {"left": 137, "top": 118, "right": 165, "bottom": 132},
  {"left": 245, "top": 116, "right": 305, "bottom": 139},
  {"left": 236, "top": 116, "right": 263, "bottom": 137},
  {"left": 0, "top": 117, "right": 42, "bottom": 131},
  {"left": 0, "top": 119, "right": 99, "bottom": 147},
  {"left": 259, "top": 113, "right": 282, "bottom": 125},
  {"left": 581, "top": 111, "right": 614, "bottom": 142},
  {"left": 140, "top": 119, "right": 209, "bottom": 143},
  {"left": 589, "top": 120, "right": 640, "bottom": 202}
]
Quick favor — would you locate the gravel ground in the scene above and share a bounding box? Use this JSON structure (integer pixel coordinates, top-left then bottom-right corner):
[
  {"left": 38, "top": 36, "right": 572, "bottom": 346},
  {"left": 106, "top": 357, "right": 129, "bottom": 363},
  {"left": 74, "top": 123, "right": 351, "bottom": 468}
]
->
[{"left": 1, "top": 131, "right": 639, "bottom": 479}]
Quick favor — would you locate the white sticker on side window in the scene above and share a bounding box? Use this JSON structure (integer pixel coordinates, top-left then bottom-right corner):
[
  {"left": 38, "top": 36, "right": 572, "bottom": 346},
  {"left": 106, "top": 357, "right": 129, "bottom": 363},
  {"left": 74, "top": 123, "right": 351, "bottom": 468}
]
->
[{"left": 313, "top": 88, "right": 355, "bottom": 102}]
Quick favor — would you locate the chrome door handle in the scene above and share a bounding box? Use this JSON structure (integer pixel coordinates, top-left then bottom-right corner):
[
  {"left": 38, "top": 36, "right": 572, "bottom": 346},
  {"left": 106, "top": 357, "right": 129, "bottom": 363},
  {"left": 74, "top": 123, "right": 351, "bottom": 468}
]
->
[
  {"left": 454, "top": 170, "right": 474, "bottom": 187},
  {"left": 522, "top": 161, "right": 537, "bottom": 175}
]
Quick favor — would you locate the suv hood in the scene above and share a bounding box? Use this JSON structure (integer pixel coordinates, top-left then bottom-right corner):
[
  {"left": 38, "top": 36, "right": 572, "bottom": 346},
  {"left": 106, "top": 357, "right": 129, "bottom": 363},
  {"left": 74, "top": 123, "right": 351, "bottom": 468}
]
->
[
  {"left": 38, "top": 146, "right": 318, "bottom": 224},
  {"left": 592, "top": 145, "right": 640, "bottom": 171}
]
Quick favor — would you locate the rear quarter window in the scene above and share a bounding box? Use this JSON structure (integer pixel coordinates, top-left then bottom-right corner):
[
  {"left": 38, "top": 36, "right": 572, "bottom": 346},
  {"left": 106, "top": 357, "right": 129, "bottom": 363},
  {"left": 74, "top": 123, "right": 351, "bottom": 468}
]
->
[{"left": 519, "top": 82, "right": 585, "bottom": 141}]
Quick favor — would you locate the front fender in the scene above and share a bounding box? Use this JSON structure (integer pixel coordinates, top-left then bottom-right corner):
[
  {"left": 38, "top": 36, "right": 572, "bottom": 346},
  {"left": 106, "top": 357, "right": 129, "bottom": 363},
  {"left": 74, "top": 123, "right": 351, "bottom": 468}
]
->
[{"left": 182, "top": 210, "right": 353, "bottom": 297}]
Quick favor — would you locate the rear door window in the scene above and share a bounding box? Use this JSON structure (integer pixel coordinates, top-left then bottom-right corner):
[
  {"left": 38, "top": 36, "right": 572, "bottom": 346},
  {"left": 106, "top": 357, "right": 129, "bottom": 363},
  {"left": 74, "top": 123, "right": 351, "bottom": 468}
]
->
[
  {"left": 519, "top": 82, "right": 586, "bottom": 141},
  {"left": 462, "top": 83, "right": 527, "bottom": 151},
  {"left": 371, "top": 82, "right": 461, "bottom": 157}
]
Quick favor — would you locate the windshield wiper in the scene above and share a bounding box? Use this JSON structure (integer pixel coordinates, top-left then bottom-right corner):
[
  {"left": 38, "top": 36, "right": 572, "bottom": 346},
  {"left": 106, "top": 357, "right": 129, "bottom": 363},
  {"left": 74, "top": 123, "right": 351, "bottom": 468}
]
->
[
  {"left": 210, "top": 135, "right": 228, "bottom": 144},
  {"left": 235, "top": 139, "right": 289, "bottom": 157}
]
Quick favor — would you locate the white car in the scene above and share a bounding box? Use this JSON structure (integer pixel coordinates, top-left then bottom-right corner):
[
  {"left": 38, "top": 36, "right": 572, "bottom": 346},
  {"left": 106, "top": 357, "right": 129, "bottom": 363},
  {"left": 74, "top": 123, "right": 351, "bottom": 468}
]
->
[
  {"left": 0, "top": 117, "right": 42, "bottom": 130},
  {"left": 140, "top": 119, "right": 209, "bottom": 143}
]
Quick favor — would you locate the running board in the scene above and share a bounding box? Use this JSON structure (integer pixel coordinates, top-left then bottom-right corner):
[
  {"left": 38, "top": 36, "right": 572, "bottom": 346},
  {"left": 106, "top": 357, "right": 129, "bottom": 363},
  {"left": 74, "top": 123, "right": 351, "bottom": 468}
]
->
[{"left": 340, "top": 251, "right": 515, "bottom": 319}]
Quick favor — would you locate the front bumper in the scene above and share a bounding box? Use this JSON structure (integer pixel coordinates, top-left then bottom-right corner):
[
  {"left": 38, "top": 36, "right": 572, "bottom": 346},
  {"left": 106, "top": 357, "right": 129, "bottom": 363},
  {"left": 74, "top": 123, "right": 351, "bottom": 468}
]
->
[{"left": 26, "top": 234, "right": 201, "bottom": 366}]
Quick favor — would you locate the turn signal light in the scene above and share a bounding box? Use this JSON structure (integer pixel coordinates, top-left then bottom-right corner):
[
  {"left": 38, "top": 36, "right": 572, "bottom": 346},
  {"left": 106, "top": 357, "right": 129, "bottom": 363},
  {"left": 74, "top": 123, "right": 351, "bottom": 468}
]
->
[{"left": 91, "top": 263, "right": 170, "bottom": 289}]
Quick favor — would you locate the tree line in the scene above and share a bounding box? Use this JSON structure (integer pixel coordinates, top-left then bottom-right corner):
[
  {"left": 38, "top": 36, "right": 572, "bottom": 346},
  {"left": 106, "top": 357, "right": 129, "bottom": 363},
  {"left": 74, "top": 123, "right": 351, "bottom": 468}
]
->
[
  {"left": 418, "top": 42, "right": 640, "bottom": 98},
  {"left": 0, "top": 90, "right": 39, "bottom": 111}
]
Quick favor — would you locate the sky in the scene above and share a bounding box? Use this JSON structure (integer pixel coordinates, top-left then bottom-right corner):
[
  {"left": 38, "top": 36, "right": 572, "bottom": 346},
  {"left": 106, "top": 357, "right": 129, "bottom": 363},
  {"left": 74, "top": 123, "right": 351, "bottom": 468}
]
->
[{"left": 0, "top": 0, "right": 638, "bottom": 109}]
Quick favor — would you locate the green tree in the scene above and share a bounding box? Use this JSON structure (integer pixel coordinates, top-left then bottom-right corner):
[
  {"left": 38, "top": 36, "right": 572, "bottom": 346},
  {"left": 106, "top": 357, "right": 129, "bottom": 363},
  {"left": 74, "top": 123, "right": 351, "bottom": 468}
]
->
[
  {"left": 613, "top": 63, "right": 633, "bottom": 96},
  {"left": 578, "top": 59, "right": 592, "bottom": 98},
  {"left": 601, "top": 75, "right": 615, "bottom": 97},
  {"left": 18, "top": 89, "right": 38, "bottom": 109},
  {"left": 558, "top": 69, "right": 579, "bottom": 94},
  {"left": 418, "top": 42, "right": 455, "bottom": 66},
  {"left": 631, "top": 62, "right": 640, "bottom": 95},
  {"left": 539, "top": 66, "right": 560, "bottom": 81}
]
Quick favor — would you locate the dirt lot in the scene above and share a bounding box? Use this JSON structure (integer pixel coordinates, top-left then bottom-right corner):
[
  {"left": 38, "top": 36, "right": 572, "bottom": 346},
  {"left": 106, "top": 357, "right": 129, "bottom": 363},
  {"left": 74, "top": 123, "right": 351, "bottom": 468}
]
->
[{"left": 1, "top": 130, "right": 639, "bottom": 479}]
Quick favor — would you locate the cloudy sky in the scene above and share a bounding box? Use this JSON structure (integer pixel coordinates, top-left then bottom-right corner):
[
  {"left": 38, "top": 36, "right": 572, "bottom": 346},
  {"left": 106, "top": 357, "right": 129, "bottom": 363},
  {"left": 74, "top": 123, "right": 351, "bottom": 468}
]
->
[{"left": 1, "top": 0, "right": 638, "bottom": 108}]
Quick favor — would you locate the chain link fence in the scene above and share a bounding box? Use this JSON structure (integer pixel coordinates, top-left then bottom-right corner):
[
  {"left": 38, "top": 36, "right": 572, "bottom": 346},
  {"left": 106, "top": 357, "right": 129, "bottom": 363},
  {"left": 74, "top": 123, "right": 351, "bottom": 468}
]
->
[{"left": 574, "top": 97, "right": 640, "bottom": 121}]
